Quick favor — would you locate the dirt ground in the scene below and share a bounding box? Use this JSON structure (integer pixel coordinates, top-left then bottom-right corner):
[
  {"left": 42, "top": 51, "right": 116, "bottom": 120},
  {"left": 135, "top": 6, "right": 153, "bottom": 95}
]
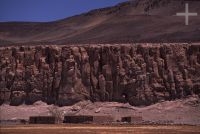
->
[
  {"left": 1, "top": 96, "right": 200, "bottom": 125},
  {"left": 1, "top": 124, "right": 200, "bottom": 134}
]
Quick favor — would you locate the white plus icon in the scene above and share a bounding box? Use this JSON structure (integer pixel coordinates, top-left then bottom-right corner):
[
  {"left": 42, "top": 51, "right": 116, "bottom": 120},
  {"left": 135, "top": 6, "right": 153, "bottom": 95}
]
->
[{"left": 176, "top": 3, "right": 198, "bottom": 25}]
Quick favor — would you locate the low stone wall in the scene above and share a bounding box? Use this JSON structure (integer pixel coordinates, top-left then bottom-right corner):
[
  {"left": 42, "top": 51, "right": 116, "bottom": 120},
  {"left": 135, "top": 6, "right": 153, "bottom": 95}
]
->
[
  {"left": 0, "top": 119, "right": 28, "bottom": 125},
  {"left": 121, "top": 116, "right": 143, "bottom": 123},
  {"left": 93, "top": 116, "right": 114, "bottom": 124},
  {"left": 63, "top": 116, "right": 93, "bottom": 123},
  {"left": 63, "top": 115, "right": 114, "bottom": 124},
  {"left": 29, "top": 116, "right": 56, "bottom": 124}
]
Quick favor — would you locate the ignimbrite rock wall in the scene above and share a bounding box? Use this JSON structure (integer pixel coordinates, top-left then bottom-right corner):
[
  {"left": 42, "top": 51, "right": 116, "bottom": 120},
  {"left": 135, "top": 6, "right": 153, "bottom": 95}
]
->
[{"left": 0, "top": 43, "right": 200, "bottom": 106}]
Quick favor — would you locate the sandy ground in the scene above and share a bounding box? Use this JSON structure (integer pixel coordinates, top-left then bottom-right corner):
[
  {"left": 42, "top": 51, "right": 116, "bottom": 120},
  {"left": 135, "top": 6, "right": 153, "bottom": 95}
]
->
[
  {"left": 0, "top": 95, "right": 200, "bottom": 125},
  {"left": 1, "top": 125, "right": 200, "bottom": 134}
]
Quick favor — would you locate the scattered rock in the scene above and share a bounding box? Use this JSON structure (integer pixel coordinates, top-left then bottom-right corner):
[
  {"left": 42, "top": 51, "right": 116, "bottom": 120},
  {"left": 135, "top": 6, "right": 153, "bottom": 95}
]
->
[
  {"left": 33, "top": 101, "right": 47, "bottom": 106},
  {"left": 71, "top": 106, "right": 81, "bottom": 111},
  {"left": 95, "top": 108, "right": 101, "bottom": 113}
]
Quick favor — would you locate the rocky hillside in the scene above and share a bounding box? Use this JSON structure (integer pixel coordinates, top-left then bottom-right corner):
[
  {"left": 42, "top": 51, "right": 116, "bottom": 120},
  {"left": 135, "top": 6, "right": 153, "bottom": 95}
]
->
[
  {"left": 0, "top": 0, "right": 200, "bottom": 44},
  {"left": 0, "top": 43, "right": 200, "bottom": 106}
]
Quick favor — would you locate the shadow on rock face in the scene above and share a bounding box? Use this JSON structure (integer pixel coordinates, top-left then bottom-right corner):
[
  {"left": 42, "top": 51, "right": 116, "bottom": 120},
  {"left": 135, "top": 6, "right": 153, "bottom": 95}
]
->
[
  {"left": 57, "top": 94, "right": 88, "bottom": 106},
  {"left": 10, "top": 91, "right": 26, "bottom": 106}
]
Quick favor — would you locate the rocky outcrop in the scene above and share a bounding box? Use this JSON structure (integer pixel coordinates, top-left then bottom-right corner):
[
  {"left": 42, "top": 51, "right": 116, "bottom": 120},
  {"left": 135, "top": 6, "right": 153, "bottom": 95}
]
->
[{"left": 0, "top": 43, "right": 200, "bottom": 106}]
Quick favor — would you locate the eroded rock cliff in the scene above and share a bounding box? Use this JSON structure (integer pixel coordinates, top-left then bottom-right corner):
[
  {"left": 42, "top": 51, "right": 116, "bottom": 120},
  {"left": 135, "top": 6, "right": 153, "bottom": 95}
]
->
[{"left": 0, "top": 43, "right": 200, "bottom": 106}]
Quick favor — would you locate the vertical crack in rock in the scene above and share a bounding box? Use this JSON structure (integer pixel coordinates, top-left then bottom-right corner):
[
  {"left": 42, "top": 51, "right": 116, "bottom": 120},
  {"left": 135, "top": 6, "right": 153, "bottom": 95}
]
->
[{"left": 0, "top": 43, "right": 200, "bottom": 106}]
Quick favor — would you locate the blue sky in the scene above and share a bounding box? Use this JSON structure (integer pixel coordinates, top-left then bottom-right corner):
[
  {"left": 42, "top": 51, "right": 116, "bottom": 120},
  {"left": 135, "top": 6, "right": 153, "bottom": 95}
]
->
[{"left": 0, "top": 0, "right": 127, "bottom": 22}]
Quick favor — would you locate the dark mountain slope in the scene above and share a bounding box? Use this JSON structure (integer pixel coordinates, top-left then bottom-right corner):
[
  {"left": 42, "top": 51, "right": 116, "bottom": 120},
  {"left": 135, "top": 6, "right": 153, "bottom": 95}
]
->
[{"left": 0, "top": 0, "right": 200, "bottom": 45}]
